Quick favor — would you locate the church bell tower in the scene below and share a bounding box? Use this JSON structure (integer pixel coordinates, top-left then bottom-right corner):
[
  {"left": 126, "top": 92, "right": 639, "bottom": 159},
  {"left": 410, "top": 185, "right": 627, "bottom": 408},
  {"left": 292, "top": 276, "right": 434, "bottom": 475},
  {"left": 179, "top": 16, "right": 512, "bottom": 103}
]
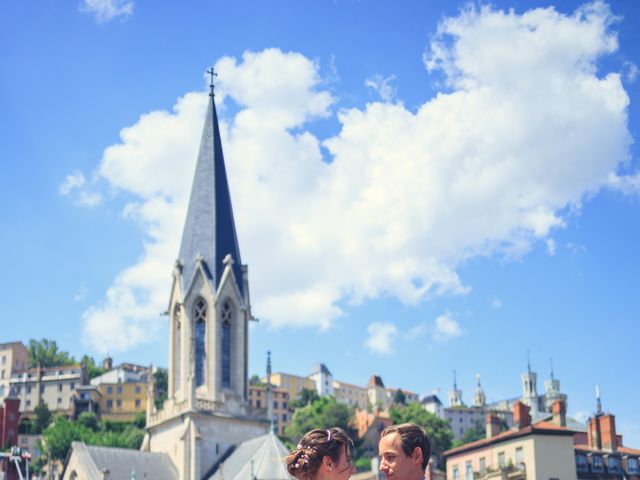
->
[{"left": 143, "top": 70, "right": 268, "bottom": 480}]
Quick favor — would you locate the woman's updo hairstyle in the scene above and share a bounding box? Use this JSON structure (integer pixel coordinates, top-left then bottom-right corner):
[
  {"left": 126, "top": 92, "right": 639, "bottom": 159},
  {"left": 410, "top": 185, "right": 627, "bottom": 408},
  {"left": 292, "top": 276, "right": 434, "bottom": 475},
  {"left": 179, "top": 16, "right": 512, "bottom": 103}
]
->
[{"left": 286, "top": 428, "right": 353, "bottom": 480}]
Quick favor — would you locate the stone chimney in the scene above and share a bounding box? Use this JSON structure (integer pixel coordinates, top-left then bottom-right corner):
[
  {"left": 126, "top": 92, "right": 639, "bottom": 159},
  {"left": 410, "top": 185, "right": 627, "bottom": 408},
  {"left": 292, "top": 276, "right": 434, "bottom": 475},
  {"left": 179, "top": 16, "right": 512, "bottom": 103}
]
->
[
  {"left": 552, "top": 399, "right": 566, "bottom": 427},
  {"left": 599, "top": 414, "right": 617, "bottom": 452},
  {"left": 513, "top": 401, "right": 531, "bottom": 429},
  {"left": 486, "top": 412, "right": 501, "bottom": 438}
]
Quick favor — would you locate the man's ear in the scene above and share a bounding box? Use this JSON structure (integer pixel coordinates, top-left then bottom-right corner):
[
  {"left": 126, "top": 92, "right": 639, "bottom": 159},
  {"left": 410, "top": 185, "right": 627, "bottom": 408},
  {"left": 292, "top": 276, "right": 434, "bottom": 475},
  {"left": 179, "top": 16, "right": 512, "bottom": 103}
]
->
[{"left": 411, "top": 447, "right": 423, "bottom": 467}]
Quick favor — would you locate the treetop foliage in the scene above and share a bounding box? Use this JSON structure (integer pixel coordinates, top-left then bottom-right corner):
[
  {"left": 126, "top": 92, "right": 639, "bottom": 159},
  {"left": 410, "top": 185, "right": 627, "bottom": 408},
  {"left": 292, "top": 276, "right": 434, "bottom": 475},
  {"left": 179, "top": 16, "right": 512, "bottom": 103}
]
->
[
  {"left": 389, "top": 403, "right": 453, "bottom": 457},
  {"left": 28, "top": 339, "right": 75, "bottom": 368}
]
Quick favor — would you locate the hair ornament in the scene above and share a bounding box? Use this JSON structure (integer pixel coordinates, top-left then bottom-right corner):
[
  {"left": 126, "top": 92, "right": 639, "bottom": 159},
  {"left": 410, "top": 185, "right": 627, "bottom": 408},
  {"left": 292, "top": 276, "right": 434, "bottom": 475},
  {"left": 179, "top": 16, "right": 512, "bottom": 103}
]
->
[{"left": 326, "top": 429, "right": 331, "bottom": 441}]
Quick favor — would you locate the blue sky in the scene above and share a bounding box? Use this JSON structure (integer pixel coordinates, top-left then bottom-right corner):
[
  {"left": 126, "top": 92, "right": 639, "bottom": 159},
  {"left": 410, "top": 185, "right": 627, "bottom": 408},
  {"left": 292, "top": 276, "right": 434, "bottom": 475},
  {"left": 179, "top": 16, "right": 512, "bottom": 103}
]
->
[{"left": 1, "top": 0, "right": 639, "bottom": 445}]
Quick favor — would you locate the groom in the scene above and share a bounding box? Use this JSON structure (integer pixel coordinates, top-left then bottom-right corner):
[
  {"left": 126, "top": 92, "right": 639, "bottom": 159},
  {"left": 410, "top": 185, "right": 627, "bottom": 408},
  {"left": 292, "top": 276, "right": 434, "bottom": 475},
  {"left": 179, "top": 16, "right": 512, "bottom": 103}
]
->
[{"left": 378, "top": 423, "right": 431, "bottom": 480}]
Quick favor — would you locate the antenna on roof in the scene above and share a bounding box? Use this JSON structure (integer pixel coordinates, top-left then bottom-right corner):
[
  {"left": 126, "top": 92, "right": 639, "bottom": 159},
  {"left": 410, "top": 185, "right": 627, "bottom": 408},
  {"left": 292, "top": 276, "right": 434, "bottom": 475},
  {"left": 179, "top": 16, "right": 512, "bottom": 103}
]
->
[
  {"left": 595, "top": 384, "right": 603, "bottom": 416},
  {"left": 550, "top": 357, "right": 554, "bottom": 380}
]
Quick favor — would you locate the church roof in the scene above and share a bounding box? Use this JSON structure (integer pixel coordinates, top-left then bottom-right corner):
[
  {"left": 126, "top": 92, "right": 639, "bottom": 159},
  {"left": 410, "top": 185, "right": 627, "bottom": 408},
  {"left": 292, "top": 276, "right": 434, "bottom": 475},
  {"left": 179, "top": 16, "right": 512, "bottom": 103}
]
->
[
  {"left": 64, "top": 441, "right": 177, "bottom": 480},
  {"left": 178, "top": 89, "right": 244, "bottom": 296},
  {"left": 207, "top": 432, "right": 293, "bottom": 480}
]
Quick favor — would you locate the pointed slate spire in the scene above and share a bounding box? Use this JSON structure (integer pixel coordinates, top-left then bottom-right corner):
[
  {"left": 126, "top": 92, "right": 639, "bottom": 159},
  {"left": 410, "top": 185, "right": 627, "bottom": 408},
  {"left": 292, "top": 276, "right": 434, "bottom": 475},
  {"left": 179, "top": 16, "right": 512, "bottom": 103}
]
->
[{"left": 178, "top": 70, "right": 244, "bottom": 296}]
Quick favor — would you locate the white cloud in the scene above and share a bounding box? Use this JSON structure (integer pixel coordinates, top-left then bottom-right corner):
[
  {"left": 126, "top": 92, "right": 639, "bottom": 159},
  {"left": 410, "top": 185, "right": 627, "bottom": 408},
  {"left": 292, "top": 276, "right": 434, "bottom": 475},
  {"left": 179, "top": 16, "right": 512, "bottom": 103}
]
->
[
  {"left": 433, "top": 313, "right": 464, "bottom": 342},
  {"left": 80, "top": 0, "right": 133, "bottom": 23},
  {"left": 623, "top": 61, "right": 639, "bottom": 83},
  {"left": 59, "top": 171, "right": 102, "bottom": 207},
  {"left": 365, "top": 74, "right": 397, "bottom": 103},
  {"left": 407, "top": 322, "right": 429, "bottom": 338},
  {"left": 69, "top": 2, "right": 633, "bottom": 353},
  {"left": 365, "top": 322, "right": 397, "bottom": 355},
  {"left": 546, "top": 239, "right": 557, "bottom": 256},
  {"left": 74, "top": 282, "right": 88, "bottom": 302},
  {"left": 608, "top": 171, "right": 640, "bottom": 194}
]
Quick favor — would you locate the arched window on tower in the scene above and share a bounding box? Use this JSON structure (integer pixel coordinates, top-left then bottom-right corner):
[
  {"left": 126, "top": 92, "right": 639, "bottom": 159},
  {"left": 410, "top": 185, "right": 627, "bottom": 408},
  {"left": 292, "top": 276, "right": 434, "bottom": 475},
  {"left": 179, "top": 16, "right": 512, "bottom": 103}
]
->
[
  {"left": 173, "top": 304, "right": 181, "bottom": 393},
  {"left": 194, "top": 298, "right": 207, "bottom": 387},
  {"left": 221, "top": 300, "right": 233, "bottom": 389}
]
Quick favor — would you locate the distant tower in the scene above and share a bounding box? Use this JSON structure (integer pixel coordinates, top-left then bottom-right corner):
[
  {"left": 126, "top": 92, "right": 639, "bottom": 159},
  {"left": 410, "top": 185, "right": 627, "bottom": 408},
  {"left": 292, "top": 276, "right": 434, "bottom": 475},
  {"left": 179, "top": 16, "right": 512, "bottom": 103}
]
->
[
  {"left": 266, "top": 351, "right": 274, "bottom": 432},
  {"left": 448, "top": 370, "right": 463, "bottom": 407},
  {"left": 544, "top": 358, "right": 567, "bottom": 412},
  {"left": 595, "top": 384, "right": 603, "bottom": 416},
  {"left": 521, "top": 352, "right": 539, "bottom": 418},
  {"left": 472, "top": 373, "right": 486, "bottom": 407}
]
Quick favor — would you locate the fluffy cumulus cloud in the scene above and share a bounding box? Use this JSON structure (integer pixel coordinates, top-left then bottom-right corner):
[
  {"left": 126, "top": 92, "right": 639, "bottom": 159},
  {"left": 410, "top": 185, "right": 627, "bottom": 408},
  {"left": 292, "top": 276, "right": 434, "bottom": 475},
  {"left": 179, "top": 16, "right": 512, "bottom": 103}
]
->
[
  {"left": 433, "top": 314, "right": 464, "bottom": 342},
  {"left": 365, "top": 322, "right": 398, "bottom": 355},
  {"left": 80, "top": 0, "right": 134, "bottom": 23},
  {"left": 74, "top": 3, "right": 634, "bottom": 353}
]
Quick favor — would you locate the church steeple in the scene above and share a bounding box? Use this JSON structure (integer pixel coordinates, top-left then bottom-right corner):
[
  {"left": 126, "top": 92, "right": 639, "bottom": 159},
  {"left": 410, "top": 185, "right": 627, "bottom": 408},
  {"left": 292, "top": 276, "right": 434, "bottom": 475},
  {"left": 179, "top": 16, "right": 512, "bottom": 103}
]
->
[{"left": 178, "top": 69, "right": 244, "bottom": 297}]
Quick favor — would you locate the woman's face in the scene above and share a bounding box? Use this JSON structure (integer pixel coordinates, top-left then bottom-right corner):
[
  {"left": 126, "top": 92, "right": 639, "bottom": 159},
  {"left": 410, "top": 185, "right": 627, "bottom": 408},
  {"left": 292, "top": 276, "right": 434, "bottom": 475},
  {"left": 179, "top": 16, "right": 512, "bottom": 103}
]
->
[{"left": 327, "top": 445, "right": 355, "bottom": 480}]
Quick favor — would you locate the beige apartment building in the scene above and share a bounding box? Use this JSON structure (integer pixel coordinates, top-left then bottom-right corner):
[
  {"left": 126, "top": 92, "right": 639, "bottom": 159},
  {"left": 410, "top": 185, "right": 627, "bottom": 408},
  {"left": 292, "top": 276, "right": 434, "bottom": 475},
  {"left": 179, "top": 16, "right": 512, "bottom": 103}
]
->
[
  {"left": 96, "top": 382, "right": 147, "bottom": 421},
  {"left": 266, "top": 372, "right": 315, "bottom": 403},
  {"left": 9, "top": 364, "right": 88, "bottom": 416},
  {"left": 0, "top": 341, "right": 28, "bottom": 399},
  {"left": 248, "top": 385, "right": 291, "bottom": 435},
  {"left": 334, "top": 380, "right": 368, "bottom": 408}
]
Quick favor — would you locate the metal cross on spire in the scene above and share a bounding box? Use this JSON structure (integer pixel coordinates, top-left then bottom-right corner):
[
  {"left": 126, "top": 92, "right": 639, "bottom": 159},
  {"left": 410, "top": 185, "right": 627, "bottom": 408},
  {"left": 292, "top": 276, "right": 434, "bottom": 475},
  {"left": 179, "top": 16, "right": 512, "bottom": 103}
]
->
[{"left": 207, "top": 67, "right": 218, "bottom": 96}]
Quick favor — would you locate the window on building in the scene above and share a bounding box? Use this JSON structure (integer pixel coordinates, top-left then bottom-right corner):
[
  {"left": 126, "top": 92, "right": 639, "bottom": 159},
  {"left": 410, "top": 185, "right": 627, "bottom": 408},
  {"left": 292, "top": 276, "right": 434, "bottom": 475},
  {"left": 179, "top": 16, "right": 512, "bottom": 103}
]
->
[
  {"left": 282, "top": 401, "right": 287, "bottom": 409},
  {"left": 452, "top": 466, "right": 459, "bottom": 480},
  {"left": 465, "top": 461, "right": 473, "bottom": 480},
  {"left": 256, "top": 400, "right": 261, "bottom": 408},
  {"left": 106, "top": 400, "right": 113, "bottom": 408},
  {"left": 40, "top": 385, "right": 45, "bottom": 394},
  {"left": 135, "top": 399, "right": 141, "bottom": 408},
  {"left": 274, "top": 401, "right": 278, "bottom": 409},
  {"left": 282, "top": 413, "right": 287, "bottom": 422},
  {"left": 117, "top": 386, "right": 123, "bottom": 394},
  {"left": 607, "top": 456, "right": 621, "bottom": 474},
  {"left": 26, "top": 385, "right": 30, "bottom": 394},
  {"left": 174, "top": 305, "right": 181, "bottom": 392},
  {"left": 592, "top": 455, "right": 604, "bottom": 473},
  {"left": 479, "top": 458, "right": 486, "bottom": 475},
  {"left": 107, "top": 386, "right": 113, "bottom": 394},
  {"left": 1, "top": 356, "right": 5, "bottom": 364},
  {"left": 1, "top": 370, "right": 4, "bottom": 379},
  {"left": 628, "top": 457, "right": 639, "bottom": 474},
  {"left": 575, "top": 454, "right": 588, "bottom": 472},
  {"left": 516, "top": 447, "right": 524, "bottom": 466},
  {"left": 70, "top": 383, "right": 75, "bottom": 390},
  {"left": 221, "top": 300, "right": 233, "bottom": 389},
  {"left": 116, "top": 399, "right": 122, "bottom": 409},
  {"left": 26, "top": 400, "right": 31, "bottom": 408},
  {"left": 135, "top": 385, "right": 141, "bottom": 394},
  {"left": 57, "top": 397, "right": 62, "bottom": 404},
  {"left": 498, "top": 452, "right": 506, "bottom": 468},
  {"left": 58, "top": 384, "right": 63, "bottom": 392},
  {"left": 195, "top": 298, "right": 207, "bottom": 387}
]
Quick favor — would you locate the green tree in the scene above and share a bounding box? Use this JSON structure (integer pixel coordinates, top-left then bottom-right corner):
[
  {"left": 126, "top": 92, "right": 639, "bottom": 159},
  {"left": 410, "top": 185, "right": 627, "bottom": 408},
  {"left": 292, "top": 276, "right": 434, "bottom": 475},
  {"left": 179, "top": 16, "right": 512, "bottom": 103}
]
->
[
  {"left": 77, "top": 412, "right": 100, "bottom": 432},
  {"left": 287, "top": 396, "right": 357, "bottom": 441},
  {"left": 132, "top": 411, "right": 146, "bottom": 429},
  {"left": 289, "top": 388, "right": 320, "bottom": 409},
  {"left": 452, "top": 420, "right": 485, "bottom": 448},
  {"left": 33, "top": 401, "right": 53, "bottom": 434},
  {"left": 249, "top": 374, "right": 265, "bottom": 386},
  {"left": 28, "top": 339, "right": 75, "bottom": 368},
  {"left": 80, "top": 355, "right": 106, "bottom": 380},
  {"left": 389, "top": 403, "right": 453, "bottom": 459},
  {"left": 154, "top": 369, "right": 168, "bottom": 409},
  {"left": 393, "top": 388, "right": 406, "bottom": 405}
]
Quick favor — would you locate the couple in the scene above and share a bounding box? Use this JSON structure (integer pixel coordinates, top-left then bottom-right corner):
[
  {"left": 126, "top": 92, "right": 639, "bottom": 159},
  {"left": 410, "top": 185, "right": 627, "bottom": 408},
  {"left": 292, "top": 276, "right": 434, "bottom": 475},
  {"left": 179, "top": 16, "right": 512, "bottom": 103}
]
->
[{"left": 286, "top": 423, "right": 431, "bottom": 480}]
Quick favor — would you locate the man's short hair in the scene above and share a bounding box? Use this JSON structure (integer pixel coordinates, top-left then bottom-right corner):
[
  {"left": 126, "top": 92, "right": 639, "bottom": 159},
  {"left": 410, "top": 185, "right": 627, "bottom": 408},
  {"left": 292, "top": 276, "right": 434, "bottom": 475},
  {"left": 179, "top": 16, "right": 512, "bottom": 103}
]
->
[{"left": 380, "top": 423, "right": 432, "bottom": 470}]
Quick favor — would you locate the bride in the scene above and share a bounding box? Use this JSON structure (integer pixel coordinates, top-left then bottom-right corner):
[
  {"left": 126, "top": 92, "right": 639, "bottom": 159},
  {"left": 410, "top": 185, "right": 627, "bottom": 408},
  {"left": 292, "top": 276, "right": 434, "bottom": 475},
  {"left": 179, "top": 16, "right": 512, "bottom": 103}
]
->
[{"left": 287, "top": 428, "right": 356, "bottom": 480}]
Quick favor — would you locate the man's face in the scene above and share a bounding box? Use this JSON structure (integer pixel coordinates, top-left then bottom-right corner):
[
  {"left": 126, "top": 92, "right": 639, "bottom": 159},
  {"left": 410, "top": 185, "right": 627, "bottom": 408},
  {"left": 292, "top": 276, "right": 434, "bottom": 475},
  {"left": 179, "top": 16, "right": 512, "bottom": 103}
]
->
[{"left": 379, "top": 432, "right": 423, "bottom": 480}]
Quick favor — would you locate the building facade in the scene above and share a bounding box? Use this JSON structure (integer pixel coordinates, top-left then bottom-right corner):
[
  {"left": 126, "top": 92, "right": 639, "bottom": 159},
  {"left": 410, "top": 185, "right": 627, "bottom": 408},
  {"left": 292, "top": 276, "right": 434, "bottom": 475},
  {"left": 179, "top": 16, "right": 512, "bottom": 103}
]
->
[
  {"left": 9, "top": 364, "right": 87, "bottom": 416},
  {"left": 248, "top": 385, "right": 290, "bottom": 435},
  {"left": 0, "top": 342, "right": 28, "bottom": 400}
]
